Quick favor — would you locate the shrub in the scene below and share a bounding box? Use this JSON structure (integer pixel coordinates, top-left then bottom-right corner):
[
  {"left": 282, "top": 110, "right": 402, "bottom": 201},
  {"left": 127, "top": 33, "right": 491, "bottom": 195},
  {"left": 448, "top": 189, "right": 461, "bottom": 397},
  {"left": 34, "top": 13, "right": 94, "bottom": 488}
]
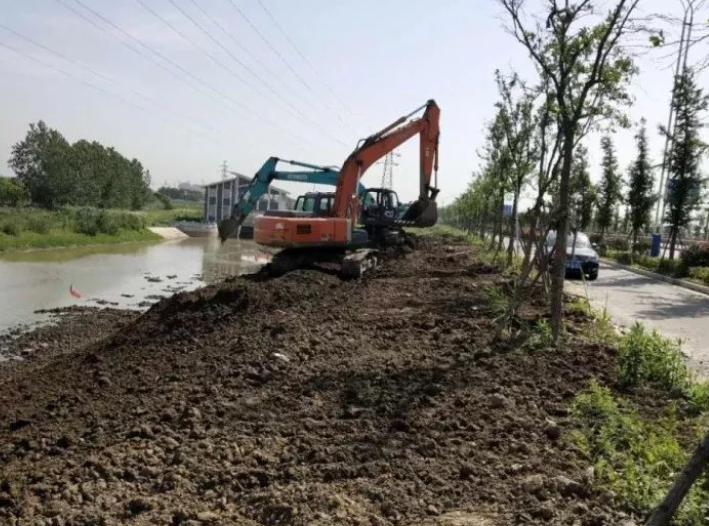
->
[
  {"left": 74, "top": 207, "right": 101, "bottom": 236},
  {"left": 632, "top": 238, "right": 651, "bottom": 254},
  {"left": 0, "top": 177, "right": 29, "bottom": 207},
  {"left": 687, "top": 382, "right": 709, "bottom": 416},
  {"left": 533, "top": 318, "right": 553, "bottom": 348},
  {"left": 681, "top": 242, "right": 709, "bottom": 268},
  {"left": 26, "top": 214, "right": 53, "bottom": 234},
  {"left": 119, "top": 213, "right": 145, "bottom": 231},
  {"left": 688, "top": 267, "right": 709, "bottom": 286},
  {"left": 611, "top": 251, "right": 632, "bottom": 265},
  {"left": 1, "top": 221, "right": 21, "bottom": 236},
  {"left": 618, "top": 323, "right": 688, "bottom": 393},
  {"left": 606, "top": 237, "right": 629, "bottom": 251},
  {"left": 97, "top": 211, "right": 120, "bottom": 235},
  {"left": 656, "top": 257, "right": 685, "bottom": 277}
]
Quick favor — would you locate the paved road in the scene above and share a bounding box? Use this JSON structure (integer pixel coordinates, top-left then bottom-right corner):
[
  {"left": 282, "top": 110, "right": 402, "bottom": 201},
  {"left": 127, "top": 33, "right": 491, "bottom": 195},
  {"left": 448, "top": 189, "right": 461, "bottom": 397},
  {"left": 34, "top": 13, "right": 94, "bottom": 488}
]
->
[{"left": 565, "top": 263, "right": 709, "bottom": 375}]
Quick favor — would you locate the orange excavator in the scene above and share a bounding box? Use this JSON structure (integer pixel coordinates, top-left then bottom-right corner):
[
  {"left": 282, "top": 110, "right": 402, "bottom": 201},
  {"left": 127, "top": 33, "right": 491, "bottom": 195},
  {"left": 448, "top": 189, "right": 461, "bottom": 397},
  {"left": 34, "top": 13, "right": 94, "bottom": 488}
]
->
[{"left": 222, "top": 99, "right": 440, "bottom": 277}]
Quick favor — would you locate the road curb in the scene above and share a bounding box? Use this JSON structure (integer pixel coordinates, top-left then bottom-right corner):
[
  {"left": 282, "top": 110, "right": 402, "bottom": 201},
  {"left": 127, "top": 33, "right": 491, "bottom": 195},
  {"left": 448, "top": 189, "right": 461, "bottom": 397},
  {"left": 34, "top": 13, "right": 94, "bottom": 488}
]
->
[{"left": 600, "top": 258, "right": 709, "bottom": 297}]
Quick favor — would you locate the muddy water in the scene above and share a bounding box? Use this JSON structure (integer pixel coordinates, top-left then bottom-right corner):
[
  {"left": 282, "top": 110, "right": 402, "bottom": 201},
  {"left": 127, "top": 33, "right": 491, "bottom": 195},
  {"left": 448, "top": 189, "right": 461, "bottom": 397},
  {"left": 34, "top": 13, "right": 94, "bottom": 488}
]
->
[{"left": 0, "top": 238, "right": 272, "bottom": 332}]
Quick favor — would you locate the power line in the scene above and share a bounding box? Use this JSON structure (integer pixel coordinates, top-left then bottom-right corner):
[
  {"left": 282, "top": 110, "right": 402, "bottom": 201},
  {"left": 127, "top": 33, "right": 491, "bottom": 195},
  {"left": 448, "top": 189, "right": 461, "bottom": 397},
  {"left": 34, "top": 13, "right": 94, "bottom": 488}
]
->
[
  {"left": 0, "top": 37, "right": 215, "bottom": 142},
  {"left": 53, "top": 0, "right": 205, "bottom": 98},
  {"left": 253, "top": 0, "right": 354, "bottom": 117},
  {"left": 184, "top": 0, "right": 320, "bottom": 115},
  {"left": 72, "top": 0, "right": 253, "bottom": 116},
  {"left": 159, "top": 0, "right": 349, "bottom": 148},
  {"left": 135, "top": 0, "right": 261, "bottom": 97},
  {"left": 62, "top": 0, "right": 313, "bottom": 149},
  {"left": 227, "top": 0, "right": 356, "bottom": 135},
  {"left": 0, "top": 22, "right": 221, "bottom": 139},
  {"left": 222, "top": 0, "right": 353, "bottom": 133}
]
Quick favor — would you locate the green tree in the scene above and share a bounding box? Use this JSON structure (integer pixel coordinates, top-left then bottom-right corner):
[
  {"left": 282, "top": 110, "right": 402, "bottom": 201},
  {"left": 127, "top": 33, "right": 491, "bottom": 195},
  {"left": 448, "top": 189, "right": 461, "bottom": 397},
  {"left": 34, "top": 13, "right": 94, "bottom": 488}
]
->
[
  {"left": 499, "top": 0, "right": 640, "bottom": 340},
  {"left": 570, "top": 145, "right": 595, "bottom": 231},
  {"left": 9, "top": 121, "right": 74, "bottom": 208},
  {"left": 495, "top": 70, "right": 537, "bottom": 267},
  {"left": 8, "top": 121, "right": 153, "bottom": 210},
  {"left": 0, "top": 177, "right": 30, "bottom": 207},
  {"left": 596, "top": 136, "right": 623, "bottom": 241},
  {"left": 627, "top": 120, "right": 656, "bottom": 249},
  {"left": 664, "top": 68, "right": 708, "bottom": 260},
  {"left": 480, "top": 110, "right": 514, "bottom": 253}
]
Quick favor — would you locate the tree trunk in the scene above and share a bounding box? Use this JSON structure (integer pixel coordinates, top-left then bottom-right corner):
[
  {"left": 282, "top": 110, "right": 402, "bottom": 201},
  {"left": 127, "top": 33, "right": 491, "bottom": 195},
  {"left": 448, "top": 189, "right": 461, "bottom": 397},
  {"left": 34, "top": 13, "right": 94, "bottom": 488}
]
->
[
  {"left": 645, "top": 429, "right": 709, "bottom": 526},
  {"left": 551, "top": 130, "right": 575, "bottom": 342},
  {"left": 488, "top": 207, "right": 498, "bottom": 251},
  {"left": 496, "top": 189, "right": 505, "bottom": 254},
  {"left": 520, "top": 204, "right": 540, "bottom": 279},
  {"left": 669, "top": 227, "right": 678, "bottom": 261},
  {"left": 507, "top": 188, "right": 520, "bottom": 267}
]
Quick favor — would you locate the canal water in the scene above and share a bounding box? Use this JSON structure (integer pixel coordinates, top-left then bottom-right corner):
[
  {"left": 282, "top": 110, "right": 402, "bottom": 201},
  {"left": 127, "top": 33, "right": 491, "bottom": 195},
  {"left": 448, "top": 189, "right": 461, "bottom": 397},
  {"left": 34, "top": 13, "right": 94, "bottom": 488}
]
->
[{"left": 0, "top": 238, "right": 273, "bottom": 332}]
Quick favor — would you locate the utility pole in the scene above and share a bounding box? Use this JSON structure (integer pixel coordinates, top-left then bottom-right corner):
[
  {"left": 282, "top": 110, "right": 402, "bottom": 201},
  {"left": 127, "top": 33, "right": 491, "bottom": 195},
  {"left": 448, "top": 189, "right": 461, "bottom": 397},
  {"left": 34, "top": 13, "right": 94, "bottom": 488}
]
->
[
  {"left": 380, "top": 152, "right": 400, "bottom": 189},
  {"left": 655, "top": 0, "right": 704, "bottom": 232}
]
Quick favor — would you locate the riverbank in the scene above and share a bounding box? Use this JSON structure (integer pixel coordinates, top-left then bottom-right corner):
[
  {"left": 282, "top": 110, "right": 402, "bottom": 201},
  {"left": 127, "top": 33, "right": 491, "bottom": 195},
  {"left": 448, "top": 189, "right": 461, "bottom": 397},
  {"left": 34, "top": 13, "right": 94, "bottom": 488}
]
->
[
  {"left": 0, "top": 206, "right": 201, "bottom": 252},
  {"left": 1, "top": 232, "right": 707, "bottom": 524}
]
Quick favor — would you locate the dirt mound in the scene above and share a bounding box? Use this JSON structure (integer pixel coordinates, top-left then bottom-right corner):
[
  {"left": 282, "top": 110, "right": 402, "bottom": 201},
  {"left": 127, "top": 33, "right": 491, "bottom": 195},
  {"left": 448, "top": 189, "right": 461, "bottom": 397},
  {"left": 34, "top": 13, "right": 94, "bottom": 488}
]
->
[{"left": 0, "top": 236, "right": 621, "bottom": 525}]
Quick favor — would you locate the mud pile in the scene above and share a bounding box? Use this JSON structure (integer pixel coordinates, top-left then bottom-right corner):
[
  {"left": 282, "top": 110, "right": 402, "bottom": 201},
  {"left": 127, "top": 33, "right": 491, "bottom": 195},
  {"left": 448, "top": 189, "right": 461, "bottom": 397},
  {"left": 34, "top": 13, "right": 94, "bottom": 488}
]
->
[{"left": 0, "top": 236, "right": 619, "bottom": 525}]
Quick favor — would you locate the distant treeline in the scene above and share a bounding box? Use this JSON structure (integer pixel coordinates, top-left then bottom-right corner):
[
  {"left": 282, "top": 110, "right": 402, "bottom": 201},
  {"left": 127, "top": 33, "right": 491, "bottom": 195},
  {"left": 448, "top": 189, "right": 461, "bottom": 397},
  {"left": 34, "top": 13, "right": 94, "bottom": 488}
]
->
[
  {"left": 8, "top": 121, "right": 152, "bottom": 210},
  {"left": 157, "top": 186, "right": 203, "bottom": 202}
]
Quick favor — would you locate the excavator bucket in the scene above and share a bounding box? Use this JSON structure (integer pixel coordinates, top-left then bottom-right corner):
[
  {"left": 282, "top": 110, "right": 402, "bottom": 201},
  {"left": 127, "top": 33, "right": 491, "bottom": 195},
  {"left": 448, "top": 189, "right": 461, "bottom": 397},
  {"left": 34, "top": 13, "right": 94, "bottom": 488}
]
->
[
  {"left": 218, "top": 217, "right": 240, "bottom": 243},
  {"left": 400, "top": 197, "right": 438, "bottom": 227}
]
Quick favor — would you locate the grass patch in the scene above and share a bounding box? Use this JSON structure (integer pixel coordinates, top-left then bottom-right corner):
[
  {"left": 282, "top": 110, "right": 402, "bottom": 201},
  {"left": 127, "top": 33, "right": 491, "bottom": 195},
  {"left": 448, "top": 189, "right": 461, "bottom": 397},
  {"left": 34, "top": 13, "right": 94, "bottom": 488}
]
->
[
  {"left": 571, "top": 381, "right": 709, "bottom": 524},
  {"left": 619, "top": 324, "right": 688, "bottom": 393},
  {"left": 569, "top": 297, "right": 618, "bottom": 345},
  {"left": 532, "top": 318, "right": 554, "bottom": 348},
  {"left": 0, "top": 230, "right": 160, "bottom": 252},
  {"left": 485, "top": 285, "right": 511, "bottom": 319},
  {"left": 618, "top": 323, "right": 709, "bottom": 416},
  {"left": 607, "top": 250, "right": 686, "bottom": 278},
  {"left": 136, "top": 206, "right": 203, "bottom": 226},
  {"left": 0, "top": 207, "right": 163, "bottom": 252},
  {"left": 406, "top": 224, "right": 485, "bottom": 246},
  {"left": 687, "top": 267, "right": 709, "bottom": 286}
]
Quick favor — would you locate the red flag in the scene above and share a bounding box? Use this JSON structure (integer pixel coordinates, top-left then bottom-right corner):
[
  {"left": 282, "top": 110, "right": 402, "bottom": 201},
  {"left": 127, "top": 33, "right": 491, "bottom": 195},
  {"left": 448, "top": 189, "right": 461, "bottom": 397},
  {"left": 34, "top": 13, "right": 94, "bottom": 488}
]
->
[{"left": 69, "top": 284, "right": 82, "bottom": 299}]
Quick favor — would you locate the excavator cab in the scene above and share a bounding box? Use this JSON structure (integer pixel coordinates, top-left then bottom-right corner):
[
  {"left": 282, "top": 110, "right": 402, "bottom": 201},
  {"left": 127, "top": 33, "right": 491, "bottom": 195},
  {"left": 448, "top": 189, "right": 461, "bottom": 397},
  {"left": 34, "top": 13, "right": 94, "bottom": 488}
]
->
[
  {"left": 293, "top": 192, "right": 335, "bottom": 216},
  {"left": 360, "top": 188, "right": 401, "bottom": 226}
]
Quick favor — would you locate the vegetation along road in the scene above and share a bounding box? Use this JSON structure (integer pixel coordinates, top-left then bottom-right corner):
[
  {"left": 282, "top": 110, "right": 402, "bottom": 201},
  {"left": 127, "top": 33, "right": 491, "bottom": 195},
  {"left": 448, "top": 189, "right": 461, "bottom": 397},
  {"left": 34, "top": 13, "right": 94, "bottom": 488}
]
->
[{"left": 567, "top": 263, "right": 709, "bottom": 375}]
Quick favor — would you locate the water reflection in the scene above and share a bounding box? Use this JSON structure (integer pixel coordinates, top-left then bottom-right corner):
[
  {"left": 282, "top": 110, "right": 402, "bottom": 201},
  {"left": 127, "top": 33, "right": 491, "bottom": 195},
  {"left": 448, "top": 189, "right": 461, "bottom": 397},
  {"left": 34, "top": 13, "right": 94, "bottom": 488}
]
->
[{"left": 0, "top": 238, "right": 271, "bottom": 331}]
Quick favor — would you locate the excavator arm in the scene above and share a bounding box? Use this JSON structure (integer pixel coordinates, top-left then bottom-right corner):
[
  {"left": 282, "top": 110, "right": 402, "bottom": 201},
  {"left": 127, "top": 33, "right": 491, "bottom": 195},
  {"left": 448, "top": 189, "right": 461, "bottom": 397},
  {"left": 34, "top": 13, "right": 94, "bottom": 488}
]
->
[
  {"left": 218, "top": 157, "right": 365, "bottom": 241},
  {"left": 333, "top": 99, "right": 440, "bottom": 226}
]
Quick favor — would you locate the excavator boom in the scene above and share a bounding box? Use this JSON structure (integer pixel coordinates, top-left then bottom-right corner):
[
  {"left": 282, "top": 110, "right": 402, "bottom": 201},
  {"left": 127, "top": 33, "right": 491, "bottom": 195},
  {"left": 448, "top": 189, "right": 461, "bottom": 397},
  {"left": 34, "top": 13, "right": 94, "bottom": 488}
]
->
[{"left": 333, "top": 99, "right": 440, "bottom": 225}]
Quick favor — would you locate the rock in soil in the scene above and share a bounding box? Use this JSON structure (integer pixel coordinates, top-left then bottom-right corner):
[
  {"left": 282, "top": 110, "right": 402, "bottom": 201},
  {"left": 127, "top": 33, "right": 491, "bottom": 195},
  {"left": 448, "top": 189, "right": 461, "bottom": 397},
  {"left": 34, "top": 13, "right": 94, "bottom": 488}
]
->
[{"left": 0, "top": 234, "right": 620, "bottom": 525}]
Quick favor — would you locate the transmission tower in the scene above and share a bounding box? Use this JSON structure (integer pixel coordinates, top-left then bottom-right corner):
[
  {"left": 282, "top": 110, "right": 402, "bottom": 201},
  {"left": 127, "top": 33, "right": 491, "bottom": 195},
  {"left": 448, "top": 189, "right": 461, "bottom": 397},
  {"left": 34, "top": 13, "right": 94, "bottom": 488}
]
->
[
  {"left": 220, "top": 160, "right": 228, "bottom": 180},
  {"left": 380, "top": 152, "right": 400, "bottom": 189}
]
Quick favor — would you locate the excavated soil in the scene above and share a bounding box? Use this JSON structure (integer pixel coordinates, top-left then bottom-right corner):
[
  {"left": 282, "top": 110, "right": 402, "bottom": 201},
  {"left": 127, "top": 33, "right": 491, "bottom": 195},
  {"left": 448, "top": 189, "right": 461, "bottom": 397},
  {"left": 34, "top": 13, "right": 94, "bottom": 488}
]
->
[{"left": 0, "top": 236, "right": 623, "bottom": 526}]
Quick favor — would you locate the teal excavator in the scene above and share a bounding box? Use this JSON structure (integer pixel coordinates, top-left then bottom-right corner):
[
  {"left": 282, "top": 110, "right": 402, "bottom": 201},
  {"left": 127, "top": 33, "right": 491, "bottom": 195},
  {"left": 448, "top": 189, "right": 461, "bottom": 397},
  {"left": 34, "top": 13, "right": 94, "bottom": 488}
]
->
[{"left": 218, "top": 157, "right": 397, "bottom": 240}]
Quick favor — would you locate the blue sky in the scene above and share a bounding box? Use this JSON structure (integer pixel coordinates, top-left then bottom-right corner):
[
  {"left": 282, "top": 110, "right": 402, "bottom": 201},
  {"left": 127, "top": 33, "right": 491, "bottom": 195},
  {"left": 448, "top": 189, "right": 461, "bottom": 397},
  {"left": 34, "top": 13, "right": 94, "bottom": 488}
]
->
[{"left": 0, "top": 0, "right": 703, "bottom": 205}]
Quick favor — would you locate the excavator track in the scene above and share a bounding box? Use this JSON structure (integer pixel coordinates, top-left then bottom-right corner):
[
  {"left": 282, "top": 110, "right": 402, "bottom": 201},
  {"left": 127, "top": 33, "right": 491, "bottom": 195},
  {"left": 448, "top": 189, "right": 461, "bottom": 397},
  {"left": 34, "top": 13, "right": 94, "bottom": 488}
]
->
[{"left": 267, "top": 247, "right": 382, "bottom": 279}]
